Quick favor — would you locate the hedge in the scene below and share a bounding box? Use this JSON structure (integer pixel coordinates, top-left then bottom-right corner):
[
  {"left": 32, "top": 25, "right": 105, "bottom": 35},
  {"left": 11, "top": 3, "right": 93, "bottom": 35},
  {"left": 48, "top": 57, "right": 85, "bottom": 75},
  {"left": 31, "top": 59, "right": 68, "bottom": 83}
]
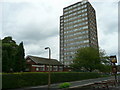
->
[{"left": 2, "top": 72, "right": 101, "bottom": 89}]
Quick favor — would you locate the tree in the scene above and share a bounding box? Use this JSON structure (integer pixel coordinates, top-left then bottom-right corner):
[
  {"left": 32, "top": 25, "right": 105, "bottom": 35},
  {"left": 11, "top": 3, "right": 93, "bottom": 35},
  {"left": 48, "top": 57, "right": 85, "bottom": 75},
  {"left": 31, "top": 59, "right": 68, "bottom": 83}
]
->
[
  {"left": 2, "top": 37, "right": 18, "bottom": 72},
  {"left": 98, "top": 64, "right": 111, "bottom": 73},
  {"left": 2, "top": 50, "right": 9, "bottom": 72},
  {"left": 70, "top": 47, "right": 103, "bottom": 72},
  {"left": 14, "top": 42, "right": 26, "bottom": 72},
  {"left": 98, "top": 49, "right": 111, "bottom": 73},
  {"left": 99, "top": 49, "right": 111, "bottom": 65},
  {"left": 2, "top": 36, "right": 26, "bottom": 72}
]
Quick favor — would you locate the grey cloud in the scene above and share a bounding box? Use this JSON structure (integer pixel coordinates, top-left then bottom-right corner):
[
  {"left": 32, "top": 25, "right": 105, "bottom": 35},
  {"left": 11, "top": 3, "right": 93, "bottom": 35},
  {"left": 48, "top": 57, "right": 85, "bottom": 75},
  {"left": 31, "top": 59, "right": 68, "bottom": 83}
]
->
[
  {"left": 93, "top": 2, "right": 118, "bottom": 33},
  {"left": 118, "top": 1, "right": 120, "bottom": 64},
  {"left": 2, "top": 2, "right": 59, "bottom": 44},
  {"left": 24, "top": 35, "right": 59, "bottom": 60},
  {"left": 93, "top": 2, "right": 118, "bottom": 50},
  {"left": 16, "top": 24, "right": 58, "bottom": 43},
  {"left": 2, "top": 0, "right": 118, "bottom": 61}
]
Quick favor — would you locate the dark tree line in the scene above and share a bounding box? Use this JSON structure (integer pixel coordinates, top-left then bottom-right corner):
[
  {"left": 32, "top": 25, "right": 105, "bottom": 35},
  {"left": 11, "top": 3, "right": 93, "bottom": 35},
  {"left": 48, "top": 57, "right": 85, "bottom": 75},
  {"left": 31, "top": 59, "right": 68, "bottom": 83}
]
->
[{"left": 2, "top": 36, "right": 26, "bottom": 72}]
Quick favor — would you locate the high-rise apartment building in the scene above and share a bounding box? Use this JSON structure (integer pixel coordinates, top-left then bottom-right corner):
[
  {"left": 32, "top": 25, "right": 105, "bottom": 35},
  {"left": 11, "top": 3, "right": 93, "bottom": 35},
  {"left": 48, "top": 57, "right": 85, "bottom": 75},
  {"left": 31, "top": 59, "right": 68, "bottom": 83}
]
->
[{"left": 60, "top": 0, "right": 99, "bottom": 66}]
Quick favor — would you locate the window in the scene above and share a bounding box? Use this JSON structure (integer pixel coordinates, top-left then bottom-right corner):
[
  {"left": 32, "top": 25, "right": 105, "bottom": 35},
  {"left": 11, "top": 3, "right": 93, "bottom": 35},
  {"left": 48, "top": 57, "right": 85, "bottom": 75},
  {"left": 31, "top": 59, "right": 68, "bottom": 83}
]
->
[
  {"left": 46, "top": 65, "right": 49, "bottom": 71},
  {"left": 77, "top": 3, "right": 81, "bottom": 6},
  {"left": 85, "top": 21, "right": 88, "bottom": 24},
  {"left": 64, "top": 8, "right": 68, "bottom": 11},
  {"left": 71, "top": 61, "right": 73, "bottom": 64},
  {"left": 53, "top": 66, "right": 58, "bottom": 71},
  {"left": 59, "top": 66, "right": 63, "bottom": 71},
  {"left": 85, "top": 13, "right": 87, "bottom": 16},
  {"left": 46, "top": 66, "right": 52, "bottom": 71},
  {"left": 86, "top": 44, "right": 90, "bottom": 47},
  {"left": 84, "top": 5, "right": 87, "bottom": 8},
  {"left": 36, "top": 68, "right": 39, "bottom": 71},
  {"left": 85, "top": 17, "right": 88, "bottom": 20},
  {"left": 60, "top": 20, "right": 63, "bottom": 22},
  {"left": 81, "top": 0, "right": 87, "bottom": 4},
  {"left": 27, "top": 60, "right": 31, "bottom": 62},
  {"left": 84, "top": 9, "right": 87, "bottom": 12},
  {"left": 86, "top": 31, "right": 88, "bottom": 33},
  {"left": 64, "top": 11, "right": 69, "bottom": 15},
  {"left": 70, "top": 56, "right": 72, "bottom": 58},
  {"left": 74, "top": 24, "right": 78, "bottom": 27},
  {"left": 69, "top": 10, "right": 72, "bottom": 13},
  {"left": 68, "top": 6, "right": 73, "bottom": 10},
  {"left": 60, "top": 16, "right": 63, "bottom": 19},
  {"left": 84, "top": 40, "right": 89, "bottom": 43},
  {"left": 83, "top": 26, "right": 88, "bottom": 29},
  {"left": 50, "top": 66, "right": 52, "bottom": 71},
  {"left": 40, "top": 65, "right": 45, "bottom": 71},
  {"left": 78, "top": 10, "right": 82, "bottom": 14}
]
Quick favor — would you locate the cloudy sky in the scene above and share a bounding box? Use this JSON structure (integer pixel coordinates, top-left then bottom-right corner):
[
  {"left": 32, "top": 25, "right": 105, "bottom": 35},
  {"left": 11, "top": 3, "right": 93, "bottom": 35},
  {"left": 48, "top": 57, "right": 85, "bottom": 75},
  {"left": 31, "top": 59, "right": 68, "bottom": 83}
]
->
[{"left": 0, "top": 0, "right": 119, "bottom": 64}]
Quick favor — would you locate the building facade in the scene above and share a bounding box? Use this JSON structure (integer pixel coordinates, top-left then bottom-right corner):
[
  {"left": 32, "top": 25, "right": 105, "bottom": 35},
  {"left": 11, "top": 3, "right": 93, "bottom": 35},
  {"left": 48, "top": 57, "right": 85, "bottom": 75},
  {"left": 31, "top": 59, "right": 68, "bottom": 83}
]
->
[
  {"left": 26, "top": 56, "right": 64, "bottom": 72},
  {"left": 60, "top": 0, "right": 99, "bottom": 66}
]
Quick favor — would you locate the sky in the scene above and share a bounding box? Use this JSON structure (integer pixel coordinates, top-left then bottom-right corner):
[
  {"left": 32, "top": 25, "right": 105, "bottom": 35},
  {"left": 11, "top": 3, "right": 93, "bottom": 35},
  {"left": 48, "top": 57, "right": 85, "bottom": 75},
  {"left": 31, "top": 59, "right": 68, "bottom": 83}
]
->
[{"left": 0, "top": 0, "right": 119, "bottom": 64}]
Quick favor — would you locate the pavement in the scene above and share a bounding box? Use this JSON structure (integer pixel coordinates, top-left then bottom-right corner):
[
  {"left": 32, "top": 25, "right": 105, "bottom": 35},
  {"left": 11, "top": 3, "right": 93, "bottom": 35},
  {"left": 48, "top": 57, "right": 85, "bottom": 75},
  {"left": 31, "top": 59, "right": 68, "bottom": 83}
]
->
[{"left": 10, "top": 76, "right": 120, "bottom": 90}]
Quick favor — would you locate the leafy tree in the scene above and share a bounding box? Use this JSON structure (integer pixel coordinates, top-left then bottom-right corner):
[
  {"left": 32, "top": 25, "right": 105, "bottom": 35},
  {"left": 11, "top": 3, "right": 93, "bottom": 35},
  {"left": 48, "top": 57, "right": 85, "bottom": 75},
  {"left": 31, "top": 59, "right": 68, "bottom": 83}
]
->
[
  {"left": 2, "top": 36, "right": 16, "bottom": 44},
  {"left": 98, "top": 64, "right": 111, "bottom": 73},
  {"left": 99, "top": 49, "right": 111, "bottom": 65},
  {"left": 71, "top": 47, "right": 103, "bottom": 72},
  {"left": 98, "top": 49, "right": 111, "bottom": 73},
  {"left": 2, "top": 36, "right": 25, "bottom": 72},
  {"left": 14, "top": 42, "right": 25, "bottom": 72},
  {"left": 2, "top": 50, "right": 9, "bottom": 72},
  {"left": 2, "top": 37, "right": 17, "bottom": 72}
]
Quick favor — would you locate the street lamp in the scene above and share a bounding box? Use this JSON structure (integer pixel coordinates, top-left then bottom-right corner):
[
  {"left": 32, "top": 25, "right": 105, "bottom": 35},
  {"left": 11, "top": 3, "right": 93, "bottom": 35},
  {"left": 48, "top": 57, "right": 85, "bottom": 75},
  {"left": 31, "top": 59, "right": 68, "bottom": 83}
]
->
[
  {"left": 45, "top": 47, "right": 51, "bottom": 90},
  {"left": 110, "top": 55, "right": 117, "bottom": 86}
]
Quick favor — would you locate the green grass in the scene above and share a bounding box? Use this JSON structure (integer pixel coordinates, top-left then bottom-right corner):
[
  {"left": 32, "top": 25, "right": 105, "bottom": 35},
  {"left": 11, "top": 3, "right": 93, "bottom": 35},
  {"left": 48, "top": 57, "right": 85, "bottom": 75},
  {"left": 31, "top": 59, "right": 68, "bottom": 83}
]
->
[{"left": 59, "top": 82, "right": 71, "bottom": 89}]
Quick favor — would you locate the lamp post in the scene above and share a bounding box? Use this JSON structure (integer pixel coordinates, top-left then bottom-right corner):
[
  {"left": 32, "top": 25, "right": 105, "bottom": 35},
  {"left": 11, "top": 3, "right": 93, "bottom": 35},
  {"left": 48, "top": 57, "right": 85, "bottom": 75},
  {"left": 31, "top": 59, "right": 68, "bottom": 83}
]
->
[
  {"left": 45, "top": 47, "right": 51, "bottom": 90},
  {"left": 110, "top": 55, "right": 117, "bottom": 86}
]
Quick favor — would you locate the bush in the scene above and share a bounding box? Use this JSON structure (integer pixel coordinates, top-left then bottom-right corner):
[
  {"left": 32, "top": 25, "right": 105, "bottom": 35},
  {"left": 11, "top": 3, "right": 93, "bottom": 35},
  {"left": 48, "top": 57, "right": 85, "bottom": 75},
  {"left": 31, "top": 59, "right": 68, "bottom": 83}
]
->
[
  {"left": 2, "top": 72, "right": 101, "bottom": 89},
  {"left": 59, "top": 82, "right": 71, "bottom": 89}
]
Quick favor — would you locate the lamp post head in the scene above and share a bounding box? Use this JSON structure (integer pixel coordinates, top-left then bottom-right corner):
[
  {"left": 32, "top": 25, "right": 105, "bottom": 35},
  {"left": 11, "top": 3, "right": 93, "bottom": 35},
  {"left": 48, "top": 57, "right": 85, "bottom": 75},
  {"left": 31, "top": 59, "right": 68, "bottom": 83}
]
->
[
  {"left": 45, "top": 47, "right": 49, "bottom": 50},
  {"left": 110, "top": 55, "right": 117, "bottom": 63},
  {"left": 45, "top": 47, "right": 51, "bottom": 59}
]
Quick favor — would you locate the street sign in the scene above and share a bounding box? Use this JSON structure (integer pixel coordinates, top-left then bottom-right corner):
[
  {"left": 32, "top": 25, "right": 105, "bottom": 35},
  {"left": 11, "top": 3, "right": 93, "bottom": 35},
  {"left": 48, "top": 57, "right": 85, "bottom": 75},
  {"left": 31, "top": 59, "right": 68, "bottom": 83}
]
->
[{"left": 112, "top": 66, "right": 117, "bottom": 74}]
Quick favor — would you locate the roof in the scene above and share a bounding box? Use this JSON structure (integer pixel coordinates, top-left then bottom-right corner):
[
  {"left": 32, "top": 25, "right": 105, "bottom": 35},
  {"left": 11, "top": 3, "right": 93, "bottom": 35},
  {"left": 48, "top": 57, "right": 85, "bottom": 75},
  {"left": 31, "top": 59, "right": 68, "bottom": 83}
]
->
[{"left": 26, "top": 55, "right": 63, "bottom": 66}]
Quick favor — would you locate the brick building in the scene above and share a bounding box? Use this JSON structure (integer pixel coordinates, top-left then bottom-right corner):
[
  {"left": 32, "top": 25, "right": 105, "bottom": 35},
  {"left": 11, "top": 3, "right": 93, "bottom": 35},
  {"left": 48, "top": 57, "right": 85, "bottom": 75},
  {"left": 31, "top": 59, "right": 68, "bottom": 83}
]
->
[
  {"left": 60, "top": 0, "right": 99, "bottom": 66},
  {"left": 26, "top": 55, "right": 64, "bottom": 72}
]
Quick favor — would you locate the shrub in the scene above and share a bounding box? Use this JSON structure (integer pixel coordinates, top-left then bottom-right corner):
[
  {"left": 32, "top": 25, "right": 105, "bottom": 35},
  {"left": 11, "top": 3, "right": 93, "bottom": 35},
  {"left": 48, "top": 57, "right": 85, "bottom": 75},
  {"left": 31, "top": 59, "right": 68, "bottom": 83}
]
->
[
  {"left": 2, "top": 72, "right": 101, "bottom": 89},
  {"left": 59, "top": 82, "right": 71, "bottom": 89}
]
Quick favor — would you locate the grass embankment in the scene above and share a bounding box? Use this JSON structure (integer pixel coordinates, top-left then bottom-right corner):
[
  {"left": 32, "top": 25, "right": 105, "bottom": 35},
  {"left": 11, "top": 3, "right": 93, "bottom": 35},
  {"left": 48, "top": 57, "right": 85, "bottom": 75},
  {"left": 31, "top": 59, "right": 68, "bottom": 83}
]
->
[{"left": 2, "top": 72, "right": 103, "bottom": 89}]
